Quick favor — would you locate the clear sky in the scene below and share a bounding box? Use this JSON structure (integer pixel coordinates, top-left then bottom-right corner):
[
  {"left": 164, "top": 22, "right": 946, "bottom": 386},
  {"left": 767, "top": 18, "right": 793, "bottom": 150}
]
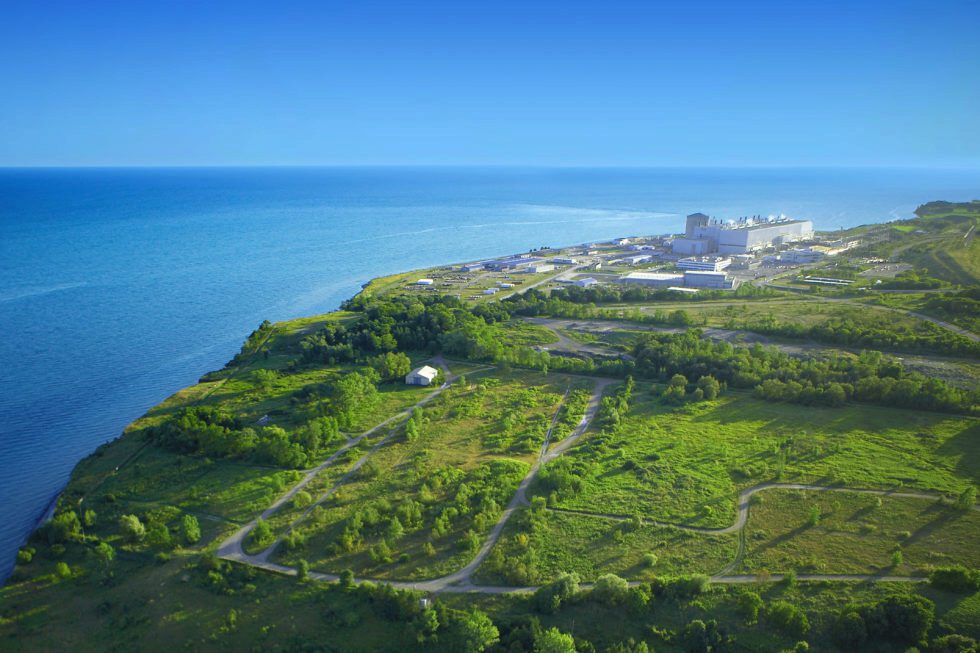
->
[{"left": 1, "top": 0, "right": 978, "bottom": 167}]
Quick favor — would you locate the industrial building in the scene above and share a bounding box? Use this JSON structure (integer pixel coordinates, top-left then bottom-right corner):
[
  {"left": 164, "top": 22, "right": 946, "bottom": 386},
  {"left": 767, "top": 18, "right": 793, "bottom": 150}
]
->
[
  {"left": 526, "top": 263, "right": 554, "bottom": 273},
  {"left": 573, "top": 277, "right": 598, "bottom": 288},
  {"left": 613, "top": 254, "right": 654, "bottom": 266},
  {"left": 484, "top": 256, "right": 544, "bottom": 271},
  {"left": 683, "top": 270, "right": 738, "bottom": 289},
  {"left": 672, "top": 212, "right": 813, "bottom": 255},
  {"left": 677, "top": 256, "right": 731, "bottom": 272},
  {"left": 461, "top": 262, "right": 487, "bottom": 272},
  {"left": 552, "top": 257, "right": 578, "bottom": 265},
  {"left": 779, "top": 248, "right": 826, "bottom": 264},
  {"left": 415, "top": 278, "right": 434, "bottom": 285},
  {"left": 620, "top": 271, "right": 684, "bottom": 287}
]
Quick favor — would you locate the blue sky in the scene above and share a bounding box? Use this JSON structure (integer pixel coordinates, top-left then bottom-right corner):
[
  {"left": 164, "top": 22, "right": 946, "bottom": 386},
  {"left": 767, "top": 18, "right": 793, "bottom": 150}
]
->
[{"left": 1, "top": 0, "right": 978, "bottom": 166}]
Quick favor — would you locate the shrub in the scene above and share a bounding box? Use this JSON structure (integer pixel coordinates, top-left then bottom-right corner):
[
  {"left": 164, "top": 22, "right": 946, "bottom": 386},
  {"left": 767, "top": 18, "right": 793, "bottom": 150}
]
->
[
  {"left": 766, "top": 600, "right": 810, "bottom": 637},
  {"left": 54, "top": 562, "right": 72, "bottom": 579},
  {"left": 592, "top": 573, "right": 630, "bottom": 606},
  {"left": 182, "top": 514, "right": 201, "bottom": 545},
  {"left": 533, "top": 572, "right": 579, "bottom": 614},
  {"left": 737, "top": 591, "right": 764, "bottom": 623},
  {"left": 929, "top": 566, "right": 980, "bottom": 593},
  {"left": 643, "top": 553, "right": 658, "bottom": 568}
]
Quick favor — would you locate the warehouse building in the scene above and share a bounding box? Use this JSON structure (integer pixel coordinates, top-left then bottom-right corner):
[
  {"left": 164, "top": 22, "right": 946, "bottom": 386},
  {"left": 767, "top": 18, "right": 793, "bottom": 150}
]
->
[
  {"left": 620, "top": 271, "right": 685, "bottom": 287},
  {"left": 683, "top": 270, "right": 738, "bottom": 289},
  {"left": 484, "top": 256, "right": 544, "bottom": 271},
  {"left": 526, "top": 263, "right": 555, "bottom": 273},
  {"left": 672, "top": 212, "right": 813, "bottom": 255}
]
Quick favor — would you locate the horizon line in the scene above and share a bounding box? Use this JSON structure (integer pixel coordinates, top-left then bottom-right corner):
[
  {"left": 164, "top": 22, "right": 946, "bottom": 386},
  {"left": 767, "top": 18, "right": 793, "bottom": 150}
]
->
[{"left": 2, "top": 162, "right": 980, "bottom": 171}]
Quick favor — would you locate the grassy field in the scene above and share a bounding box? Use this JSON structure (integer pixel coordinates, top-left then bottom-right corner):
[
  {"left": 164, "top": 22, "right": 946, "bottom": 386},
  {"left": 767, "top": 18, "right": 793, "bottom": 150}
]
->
[
  {"left": 272, "top": 371, "right": 580, "bottom": 580},
  {"left": 739, "top": 490, "right": 980, "bottom": 575},
  {"left": 544, "top": 390, "right": 977, "bottom": 529},
  {"left": 474, "top": 506, "right": 737, "bottom": 584}
]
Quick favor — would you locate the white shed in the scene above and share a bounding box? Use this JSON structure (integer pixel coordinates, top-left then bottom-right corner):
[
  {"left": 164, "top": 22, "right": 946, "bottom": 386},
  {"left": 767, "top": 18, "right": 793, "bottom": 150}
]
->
[{"left": 405, "top": 365, "right": 439, "bottom": 386}]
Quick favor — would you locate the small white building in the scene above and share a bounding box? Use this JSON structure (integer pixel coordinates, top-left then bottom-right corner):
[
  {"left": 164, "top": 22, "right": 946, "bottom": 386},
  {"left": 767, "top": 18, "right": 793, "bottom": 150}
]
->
[
  {"left": 482, "top": 287, "right": 498, "bottom": 295},
  {"left": 415, "top": 278, "right": 434, "bottom": 285},
  {"left": 574, "top": 277, "right": 598, "bottom": 288},
  {"left": 552, "top": 257, "right": 578, "bottom": 265},
  {"left": 405, "top": 365, "right": 439, "bottom": 386}
]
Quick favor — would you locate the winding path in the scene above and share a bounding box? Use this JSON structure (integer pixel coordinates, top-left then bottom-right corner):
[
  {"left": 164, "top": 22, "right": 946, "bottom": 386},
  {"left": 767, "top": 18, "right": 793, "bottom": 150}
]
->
[{"left": 217, "top": 365, "right": 970, "bottom": 593}]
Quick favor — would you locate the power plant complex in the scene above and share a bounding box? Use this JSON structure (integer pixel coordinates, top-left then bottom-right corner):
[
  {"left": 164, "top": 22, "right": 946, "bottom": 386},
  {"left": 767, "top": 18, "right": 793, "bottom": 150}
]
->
[{"left": 672, "top": 212, "right": 813, "bottom": 255}]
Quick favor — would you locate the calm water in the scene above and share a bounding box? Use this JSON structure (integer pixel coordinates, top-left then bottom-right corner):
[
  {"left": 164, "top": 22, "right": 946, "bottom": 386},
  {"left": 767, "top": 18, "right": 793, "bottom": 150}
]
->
[{"left": 1, "top": 166, "right": 978, "bottom": 581}]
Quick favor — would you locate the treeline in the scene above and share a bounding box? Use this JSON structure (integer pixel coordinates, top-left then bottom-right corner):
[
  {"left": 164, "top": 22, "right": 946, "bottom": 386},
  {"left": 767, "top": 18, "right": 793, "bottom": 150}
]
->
[
  {"left": 629, "top": 332, "right": 976, "bottom": 414},
  {"left": 149, "top": 394, "right": 350, "bottom": 468},
  {"left": 742, "top": 316, "right": 980, "bottom": 357}
]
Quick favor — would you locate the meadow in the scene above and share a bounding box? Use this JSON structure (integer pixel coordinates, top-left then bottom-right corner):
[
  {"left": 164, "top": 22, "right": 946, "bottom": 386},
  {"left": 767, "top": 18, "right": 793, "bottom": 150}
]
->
[{"left": 542, "top": 390, "right": 977, "bottom": 529}]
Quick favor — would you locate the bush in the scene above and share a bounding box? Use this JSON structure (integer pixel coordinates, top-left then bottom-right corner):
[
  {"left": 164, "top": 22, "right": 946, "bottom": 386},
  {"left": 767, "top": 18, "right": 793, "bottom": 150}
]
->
[
  {"left": 54, "top": 562, "right": 72, "bottom": 579},
  {"left": 533, "top": 572, "right": 579, "bottom": 614},
  {"left": 929, "top": 566, "right": 980, "bottom": 593},
  {"left": 16, "top": 549, "right": 33, "bottom": 565},
  {"left": 737, "top": 591, "right": 764, "bottom": 623},
  {"left": 182, "top": 514, "right": 201, "bottom": 545},
  {"left": 766, "top": 600, "right": 810, "bottom": 637},
  {"left": 592, "top": 573, "right": 630, "bottom": 606},
  {"left": 643, "top": 553, "right": 658, "bottom": 568}
]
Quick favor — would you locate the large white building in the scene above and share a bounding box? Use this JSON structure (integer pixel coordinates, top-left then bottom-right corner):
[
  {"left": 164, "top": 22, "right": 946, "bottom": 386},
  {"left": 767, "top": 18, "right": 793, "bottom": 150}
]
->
[
  {"left": 620, "top": 271, "right": 684, "bottom": 287},
  {"left": 672, "top": 213, "right": 813, "bottom": 255},
  {"left": 677, "top": 256, "right": 731, "bottom": 272}
]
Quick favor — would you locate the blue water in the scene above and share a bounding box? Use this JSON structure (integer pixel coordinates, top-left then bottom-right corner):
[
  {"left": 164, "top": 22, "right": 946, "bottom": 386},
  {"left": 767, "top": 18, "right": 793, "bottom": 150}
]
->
[{"left": 1, "top": 166, "right": 978, "bottom": 582}]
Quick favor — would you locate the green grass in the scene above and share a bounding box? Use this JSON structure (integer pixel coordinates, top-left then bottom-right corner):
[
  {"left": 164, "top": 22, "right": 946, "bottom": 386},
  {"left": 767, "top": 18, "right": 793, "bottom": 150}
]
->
[
  {"left": 272, "top": 371, "right": 577, "bottom": 580},
  {"left": 474, "top": 507, "right": 737, "bottom": 584},
  {"left": 546, "top": 391, "right": 977, "bottom": 529},
  {"left": 739, "top": 490, "right": 980, "bottom": 575}
]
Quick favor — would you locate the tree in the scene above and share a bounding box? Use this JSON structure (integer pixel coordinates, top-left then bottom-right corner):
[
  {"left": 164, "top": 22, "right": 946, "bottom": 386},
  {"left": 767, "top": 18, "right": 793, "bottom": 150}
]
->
[
  {"left": 369, "top": 351, "right": 412, "bottom": 381},
  {"left": 737, "top": 591, "right": 764, "bottom": 623},
  {"left": 182, "top": 514, "right": 201, "bottom": 545},
  {"left": 696, "top": 375, "right": 721, "bottom": 400},
  {"left": 145, "top": 522, "right": 172, "bottom": 549},
  {"left": 766, "top": 601, "right": 810, "bottom": 637},
  {"left": 54, "top": 562, "right": 72, "bottom": 579},
  {"left": 248, "top": 518, "right": 273, "bottom": 549},
  {"left": 94, "top": 541, "right": 115, "bottom": 572},
  {"left": 83, "top": 509, "right": 97, "bottom": 528},
  {"left": 47, "top": 511, "right": 81, "bottom": 544},
  {"left": 339, "top": 568, "right": 355, "bottom": 589},
  {"left": 534, "top": 627, "right": 577, "bottom": 653},
  {"left": 296, "top": 559, "right": 310, "bottom": 582},
  {"left": 592, "top": 573, "right": 630, "bottom": 606},
  {"left": 119, "top": 514, "right": 146, "bottom": 542},
  {"left": 533, "top": 572, "right": 579, "bottom": 614},
  {"left": 444, "top": 609, "right": 499, "bottom": 652}
]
